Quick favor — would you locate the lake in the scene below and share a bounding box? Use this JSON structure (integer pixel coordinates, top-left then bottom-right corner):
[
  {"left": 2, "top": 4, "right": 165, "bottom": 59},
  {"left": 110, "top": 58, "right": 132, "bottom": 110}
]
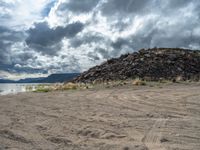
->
[{"left": 0, "top": 83, "right": 41, "bottom": 95}]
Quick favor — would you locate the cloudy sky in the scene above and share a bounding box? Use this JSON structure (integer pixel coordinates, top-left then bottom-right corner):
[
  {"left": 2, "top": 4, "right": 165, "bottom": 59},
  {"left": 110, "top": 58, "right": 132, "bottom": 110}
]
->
[{"left": 0, "top": 0, "right": 200, "bottom": 79}]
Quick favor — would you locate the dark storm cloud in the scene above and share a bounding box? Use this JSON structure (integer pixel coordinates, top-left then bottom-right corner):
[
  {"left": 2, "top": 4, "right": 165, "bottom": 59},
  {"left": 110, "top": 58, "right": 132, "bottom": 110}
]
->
[
  {"left": 44, "top": 55, "right": 81, "bottom": 73},
  {"left": 0, "top": 55, "right": 46, "bottom": 74},
  {"left": 69, "top": 32, "right": 112, "bottom": 60},
  {"left": 87, "top": 52, "right": 100, "bottom": 61},
  {"left": 14, "top": 66, "right": 47, "bottom": 74},
  {"left": 0, "top": 25, "right": 44, "bottom": 74},
  {"left": 26, "top": 21, "right": 84, "bottom": 55},
  {"left": 58, "top": 0, "right": 99, "bottom": 13},
  {"left": 110, "top": 17, "right": 200, "bottom": 54},
  {"left": 101, "top": 0, "right": 150, "bottom": 16},
  {"left": 0, "top": 1, "right": 14, "bottom": 24},
  {"left": 0, "top": 41, "right": 10, "bottom": 65},
  {"left": 70, "top": 33, "right": 104, "bottom": 48},
  {"left": 0, "top": 26, "right": 24, "bottom": 65},
  {"left": 111, "top": 38, "right": 130, "bottom": 50},
  {"left": 0, "top": 26, "right": 24, "bottom": 42},
  {"left": 166, "top": 0, "right": 192, "bottom": 9},
  {"left": 87, "top": 47, "right": 111, "bottom": 61},
  {"left": 103, "top": 0, "right": 200, "bottom": 53}
]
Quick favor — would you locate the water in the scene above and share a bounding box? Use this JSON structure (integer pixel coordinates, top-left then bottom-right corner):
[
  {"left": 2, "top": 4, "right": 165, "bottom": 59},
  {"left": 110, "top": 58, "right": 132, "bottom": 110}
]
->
[{"left": 0, "top": 83, "right": 41, "bottom": 95}]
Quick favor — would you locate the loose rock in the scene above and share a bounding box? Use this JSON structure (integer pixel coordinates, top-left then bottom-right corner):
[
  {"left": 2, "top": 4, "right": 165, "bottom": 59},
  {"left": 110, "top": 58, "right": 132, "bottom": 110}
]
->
[{"left": 72, "top": 48, "right": 200, "bottom": 83}]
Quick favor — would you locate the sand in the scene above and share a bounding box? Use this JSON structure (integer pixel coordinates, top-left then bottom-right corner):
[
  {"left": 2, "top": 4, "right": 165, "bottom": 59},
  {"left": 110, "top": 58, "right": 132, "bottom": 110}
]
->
[{"left": 0, "top": 83, "right": 200, "bottom": 150}]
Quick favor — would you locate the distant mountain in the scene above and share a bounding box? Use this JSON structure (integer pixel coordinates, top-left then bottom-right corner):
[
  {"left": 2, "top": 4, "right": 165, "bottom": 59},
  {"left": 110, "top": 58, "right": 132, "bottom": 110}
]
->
[
  {"left": 38, "top": 73, "right": 80, "bottom": 83},
  {"left": 0, "top": 79, "right": 15, "bottom": 83},
  {"left": 0, "top": 73, "right": 80, "bottom": 83},
  {"left": 17, "top": 77, "right": 46, "bottom": 83}
]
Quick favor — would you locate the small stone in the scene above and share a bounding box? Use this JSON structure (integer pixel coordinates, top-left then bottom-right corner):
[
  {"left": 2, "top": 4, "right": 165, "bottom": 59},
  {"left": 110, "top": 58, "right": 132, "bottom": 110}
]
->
[
  {"left": 160, "top": 137, "right": 169, "bottom": 143},
  {"left": 123, "top": 147, "right": 129, "bottom": 150}
]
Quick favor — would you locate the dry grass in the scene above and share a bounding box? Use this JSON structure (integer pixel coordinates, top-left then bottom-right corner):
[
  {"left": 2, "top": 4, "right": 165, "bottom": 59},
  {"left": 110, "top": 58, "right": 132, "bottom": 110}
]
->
[
  {"left": 132, "top": 78, "right": 147, "bottom": 86},
  {"left": 32, "top": 78, "right": 197, "bottom": 93},
  {"left": 33, "top": 82, "right": 94, "bottom": 93},
  {"left": 57, "top": 82, "right": 78, "bottom": 90},
  {"left": 34, "top": 85, "right": 52, "bottom": 93}
]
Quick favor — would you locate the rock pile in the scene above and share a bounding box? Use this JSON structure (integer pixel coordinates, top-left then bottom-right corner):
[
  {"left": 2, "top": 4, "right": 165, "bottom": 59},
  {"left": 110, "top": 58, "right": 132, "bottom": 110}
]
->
[{"left": 73, "top": 48, "right": 200, "bottom": 83}]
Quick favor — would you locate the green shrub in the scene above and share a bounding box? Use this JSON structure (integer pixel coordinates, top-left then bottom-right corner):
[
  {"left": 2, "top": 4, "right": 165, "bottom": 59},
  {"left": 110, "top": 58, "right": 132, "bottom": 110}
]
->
[{"left": 34, "top": 88, "right": 51, "bottom": 93}]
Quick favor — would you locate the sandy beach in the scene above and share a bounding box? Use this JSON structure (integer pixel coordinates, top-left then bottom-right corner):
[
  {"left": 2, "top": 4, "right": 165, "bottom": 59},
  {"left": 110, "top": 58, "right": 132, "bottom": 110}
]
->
[{"left": 0, "top": 83, "right": 200, "bottom": 150}]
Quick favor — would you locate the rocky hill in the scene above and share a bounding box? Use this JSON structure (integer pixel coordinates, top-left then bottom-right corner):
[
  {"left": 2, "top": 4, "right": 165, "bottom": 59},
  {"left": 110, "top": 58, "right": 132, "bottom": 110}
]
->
[{"left": 73, "top": 48, "right": 200, "bottom": 83}]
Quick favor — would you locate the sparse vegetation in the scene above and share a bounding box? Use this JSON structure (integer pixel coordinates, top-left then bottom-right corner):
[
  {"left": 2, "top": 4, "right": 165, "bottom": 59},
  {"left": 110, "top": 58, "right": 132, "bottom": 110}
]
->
[
  {"left": 25, "top": 86, "right": 33, "bottom": 91},
  {"left": 132, "top": 78, "right": 147, "bottom": 86},
  {"left": 31, "top": 82, "right": 94, "bottom": 93},
  {"left": 34, "top": 88, "right": 51, "bottom": 93},
  {"left": 61, "top": 82, "right": 78, "bottom": 90},
  {"left": 34, "top": 85, "right": 52, "bottom": 93},
  {"left": 28, "top": 78, "right": 199, "bottom": 93}
]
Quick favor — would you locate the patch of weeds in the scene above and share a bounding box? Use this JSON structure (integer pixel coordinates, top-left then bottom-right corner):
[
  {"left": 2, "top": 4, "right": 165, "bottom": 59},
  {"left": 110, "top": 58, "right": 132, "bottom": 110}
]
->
[
  {"left": 34, "top": 85, "right": 52, "bottom": 93},
  {"left": 26, "top": 86, "right": 33, "bottom": 91},
  {"left": 62, "top": 82, "right": 78, "bottom": 90},
  {"left": 34, "top": 88, "right": 51, "bottom": 93},
  {"left": 132, "top": 78, "right": 147, "bottom": 86}
]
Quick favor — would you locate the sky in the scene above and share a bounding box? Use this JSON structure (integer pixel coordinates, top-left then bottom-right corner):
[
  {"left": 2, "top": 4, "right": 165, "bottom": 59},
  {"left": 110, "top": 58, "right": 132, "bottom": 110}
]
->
[{"left": 0, "top": 0, "right": 200, "bottom": 80}]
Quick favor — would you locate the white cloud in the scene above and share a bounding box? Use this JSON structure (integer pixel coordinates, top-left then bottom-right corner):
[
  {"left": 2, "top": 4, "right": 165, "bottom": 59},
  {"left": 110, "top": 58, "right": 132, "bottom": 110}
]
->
[
  {"left": 0, "top": 0, "right": 51, "bottom": 29},
  {"left": 0, "top": 70, "right": 48, "bottom": 80},
  {"left": 1, "top": 0, "right": 200, "bottom": 79}
]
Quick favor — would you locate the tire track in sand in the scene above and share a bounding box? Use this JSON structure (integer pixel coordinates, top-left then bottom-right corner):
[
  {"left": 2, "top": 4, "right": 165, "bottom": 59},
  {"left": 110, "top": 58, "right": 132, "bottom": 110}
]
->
[{"left": 142, "top": 119, "right": 167, "bottom": 150}]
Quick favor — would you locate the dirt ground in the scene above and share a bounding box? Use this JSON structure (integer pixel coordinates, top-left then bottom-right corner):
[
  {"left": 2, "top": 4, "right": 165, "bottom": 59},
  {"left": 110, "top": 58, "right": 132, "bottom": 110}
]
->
[{"left": 0, "top": 83, "right": 200, "bottom": 150}]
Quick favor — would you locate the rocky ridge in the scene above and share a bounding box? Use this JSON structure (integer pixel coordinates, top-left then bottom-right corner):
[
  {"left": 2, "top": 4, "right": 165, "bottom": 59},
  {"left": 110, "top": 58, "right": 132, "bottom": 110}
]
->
[{"left": 73, "top": 48, "right": 200, "bottom": 83}]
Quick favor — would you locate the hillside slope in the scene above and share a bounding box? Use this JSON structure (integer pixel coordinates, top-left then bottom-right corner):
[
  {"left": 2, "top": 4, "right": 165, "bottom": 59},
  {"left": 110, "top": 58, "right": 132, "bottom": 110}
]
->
[{"left": 73, "top": 48, "right": 200, "bottom": 83}]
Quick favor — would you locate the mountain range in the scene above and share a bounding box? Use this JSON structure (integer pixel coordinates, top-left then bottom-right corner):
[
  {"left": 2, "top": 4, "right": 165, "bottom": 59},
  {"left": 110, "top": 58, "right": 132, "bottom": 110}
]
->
[{"left": 0, "top": 73, "right": 80, "bottom": 83}]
